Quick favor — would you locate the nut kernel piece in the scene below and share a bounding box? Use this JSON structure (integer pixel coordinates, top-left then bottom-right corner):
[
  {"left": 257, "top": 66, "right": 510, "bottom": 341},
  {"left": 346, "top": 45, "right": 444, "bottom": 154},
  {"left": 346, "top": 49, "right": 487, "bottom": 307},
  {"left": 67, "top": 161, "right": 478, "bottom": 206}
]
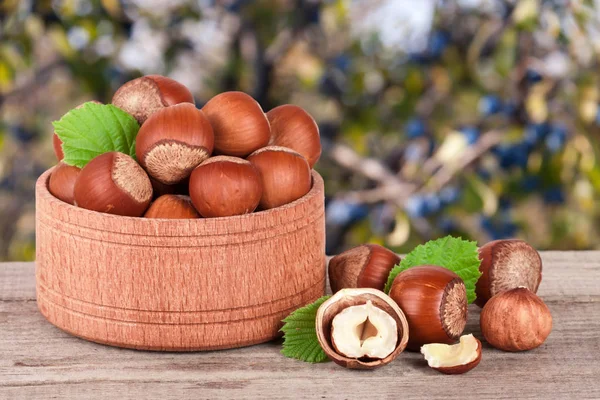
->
[
  {"left": 421, "top": 334, "right": 482, "bottom": 374},
  {"left": 331, "top": 300, "right": 398, "bottom": 359}
]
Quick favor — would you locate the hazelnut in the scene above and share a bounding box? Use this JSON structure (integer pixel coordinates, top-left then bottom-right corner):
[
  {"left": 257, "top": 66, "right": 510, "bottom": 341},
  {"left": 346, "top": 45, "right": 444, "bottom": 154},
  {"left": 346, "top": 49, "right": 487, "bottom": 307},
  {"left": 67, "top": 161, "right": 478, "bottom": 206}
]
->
[
  {"left": 144, "top": 195, "right": 199, "bottom": 219},
  {"left": 247, "top": 146, "right": 311, "bottom": 210},
  {"left": 389, "top": 265, "right": 468, "bottom": 350},
  {"left": 421, "top": 334, "right": 482, "bottom": 375},
  {"left": 476, "top": 239, "right": 542, "bottom": 307},
  {"left": 53, "top": 100, "right": 101, "bottom": 161},
  {"left": 74, "top": 152, "right": 153, "bottom": 217},
  {"left": 315, "top": 288, "right": 409, "bottom": 370},
  {"left": 480, "top": 287, "right": 552, "bottom": 352},
  {"left": 266, "top": 104, "right": 321, "bottom": 168},
  {"left": 112, "top": 75, "right": 194, "bottom": 124},
  {"left": 136, "top": 103, "right": 214, "bottom": 185},
  {"left": 189, "top": 156, "right": 262, "bottom": 218},
  {"left": 329, "top": 244, "right": 400, "bottom": 293},
  {"left": 48, "top": 162, "right": 81, "bottom": 205},
  {"left": 202, "top": 91, "right": 270, "bottom": 157}
]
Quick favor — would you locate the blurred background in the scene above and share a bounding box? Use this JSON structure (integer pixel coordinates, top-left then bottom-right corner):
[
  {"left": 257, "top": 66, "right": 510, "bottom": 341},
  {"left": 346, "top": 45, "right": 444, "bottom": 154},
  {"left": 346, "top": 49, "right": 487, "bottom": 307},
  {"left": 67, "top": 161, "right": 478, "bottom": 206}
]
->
[{"left": 1, "top": 0, "right": 600, "bottom": 261}]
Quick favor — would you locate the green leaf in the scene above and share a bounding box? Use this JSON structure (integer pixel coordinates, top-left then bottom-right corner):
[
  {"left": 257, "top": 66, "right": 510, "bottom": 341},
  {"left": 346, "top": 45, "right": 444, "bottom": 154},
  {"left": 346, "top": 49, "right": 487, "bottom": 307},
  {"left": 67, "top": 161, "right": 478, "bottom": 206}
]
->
[
  {"left": 384, "top": 236, "right": 482, "bottom": 303},
  {"left": 280, "top": 296, "right": 331, "bottom": 363},
  {"left": 53, "top": 102, "right": 139, "bottom": 168}
]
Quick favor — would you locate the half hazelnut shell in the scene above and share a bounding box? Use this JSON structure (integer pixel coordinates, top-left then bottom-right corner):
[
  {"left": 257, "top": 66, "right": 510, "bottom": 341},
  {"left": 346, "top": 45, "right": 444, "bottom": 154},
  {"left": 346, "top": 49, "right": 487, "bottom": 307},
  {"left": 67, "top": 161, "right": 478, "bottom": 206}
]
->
[{"left": 316, "top": 288, "right": 409, "bottom": 370}]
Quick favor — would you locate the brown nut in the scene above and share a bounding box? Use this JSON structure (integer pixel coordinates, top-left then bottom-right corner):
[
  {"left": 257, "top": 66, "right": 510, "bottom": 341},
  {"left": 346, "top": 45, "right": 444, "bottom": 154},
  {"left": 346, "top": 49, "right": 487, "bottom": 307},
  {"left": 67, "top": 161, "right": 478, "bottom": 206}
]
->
[
  {"left": 112, "top": 75, "right": 194, "bottom": 124},
  {"left": 202, "top": 91, "right": 270, "bottom": 157},
  {"left": 189, "top": 156, "right": 262, "bottom": 218},
  {"left": 480, "top": 287, "right": 552, "bottom": 352},
  {"left": 476, "top": 239, "right": 542, "bottom": 307},
  {"left": 421, "top": 334, "right": 482, "bottom": 374},
  {"left": 73, "top": 152, "right": 153, "bottom": 217},
  {"left": 144, "top": 195, "right": 199, "bottom": 219},
  {"left": 329, "top": 244, "right": 400, "bottom": 293},
  {"left": 48, "top": 162, "right": 81, "bottom": 205},
  {"left": 266, "top": 104, "right": 321, "bottom": 168},
  {"left": 135, "top": 103, "right": 214, "bottom": 185},
  {"left": 247, "top": 146, "right": 311, "bottom": 210},
  {"left": 389, "top": 266, "right": 468, "bottom": 350},
  {"left": 316, "top": 288, "right": 409, "bottom": 370}
]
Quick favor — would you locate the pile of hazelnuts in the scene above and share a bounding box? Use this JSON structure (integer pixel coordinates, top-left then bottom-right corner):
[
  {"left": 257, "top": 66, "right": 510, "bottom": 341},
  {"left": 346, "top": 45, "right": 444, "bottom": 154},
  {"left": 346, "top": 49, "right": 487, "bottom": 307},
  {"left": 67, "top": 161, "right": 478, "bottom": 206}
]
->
[{"left": 48, "top": 75, "right": 321, "bottom": 218}]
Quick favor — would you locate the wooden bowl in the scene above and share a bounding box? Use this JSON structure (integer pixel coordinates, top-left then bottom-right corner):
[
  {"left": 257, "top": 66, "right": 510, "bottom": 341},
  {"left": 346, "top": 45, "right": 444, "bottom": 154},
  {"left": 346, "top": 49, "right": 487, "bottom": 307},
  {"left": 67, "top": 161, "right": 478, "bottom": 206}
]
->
[{"left": 35, "top": 168, "right": 325, "bottom": 351}]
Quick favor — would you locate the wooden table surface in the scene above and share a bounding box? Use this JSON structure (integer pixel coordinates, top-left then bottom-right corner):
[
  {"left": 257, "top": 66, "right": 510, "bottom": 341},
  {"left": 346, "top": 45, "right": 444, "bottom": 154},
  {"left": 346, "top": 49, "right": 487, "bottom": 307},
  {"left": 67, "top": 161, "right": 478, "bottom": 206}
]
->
[{"left": 1, "top": 253, "right": 599, "bottom": 399}]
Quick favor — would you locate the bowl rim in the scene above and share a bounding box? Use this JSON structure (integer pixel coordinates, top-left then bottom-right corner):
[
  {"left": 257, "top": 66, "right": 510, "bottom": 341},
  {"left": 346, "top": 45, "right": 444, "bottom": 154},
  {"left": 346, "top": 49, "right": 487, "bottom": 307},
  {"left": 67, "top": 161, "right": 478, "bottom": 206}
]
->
[{"left": 37, "top": 167, "right": 324, "bottom": 236}]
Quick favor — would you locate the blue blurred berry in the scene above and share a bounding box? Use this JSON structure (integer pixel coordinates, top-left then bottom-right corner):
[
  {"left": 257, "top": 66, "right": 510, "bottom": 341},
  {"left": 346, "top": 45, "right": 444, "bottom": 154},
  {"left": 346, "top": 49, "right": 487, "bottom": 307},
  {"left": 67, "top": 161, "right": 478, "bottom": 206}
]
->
[
  {"left": 545, "top": 125, "right": 567, "bottom": 153},
  {"left": 498, "top": 196, "right": 512, "bottom": 210},
  {"left": 370, "top": 204, "right": 395, "bottom": 235},
  {"left": 439, "top": 186, "right": 460, "bottom": 205},
  {"left": 424, "top": 193, "right": 442, "bottom": 214},
  {"left": 524, "top": 123, "right": 550, "bottom": 146},
  {"left": 405, "top": 118, "right": 426, "bottom": 139},
  {"left": 543, "top": 187, "right": 565, "bottom": 205},
  {"left": 525, "top": 69, "right": 543, "bottom": 84},
  {"left": 460, "top": 126, "right": 480, "bottom": 145},
  {"left": 405, "top": 195, "right": 428, "bottom": 218},
  {"left": 438, "top": 216, "right": 456, "bottom": 233},
  {"left": 520, "top": 175, "right": 540, "bottom": 192},
  {"left": 9, "top": 125, "right": 36, "bottom": 143},
  {"left": 326, "top": 199, "right": 369, "bottom": 225},
  {"left": 503, "top": 100, "right": 519, "bottom": 118},
  {"left": 478, "top": 95, "right": 503, "bottom": 116},
  {"left": 428, "top": 31, "right": 450, "bottom": 58},
  {"left": 333, "top": 54, "right": 351, "bottom": 72}
]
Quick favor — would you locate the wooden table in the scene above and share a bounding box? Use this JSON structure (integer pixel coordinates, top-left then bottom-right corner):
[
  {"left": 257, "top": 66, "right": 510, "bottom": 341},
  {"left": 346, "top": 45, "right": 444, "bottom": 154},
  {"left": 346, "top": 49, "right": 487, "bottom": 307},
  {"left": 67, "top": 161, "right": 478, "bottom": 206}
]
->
[{"left": 1, "top": 253, "right": 599, "bottom": 399}]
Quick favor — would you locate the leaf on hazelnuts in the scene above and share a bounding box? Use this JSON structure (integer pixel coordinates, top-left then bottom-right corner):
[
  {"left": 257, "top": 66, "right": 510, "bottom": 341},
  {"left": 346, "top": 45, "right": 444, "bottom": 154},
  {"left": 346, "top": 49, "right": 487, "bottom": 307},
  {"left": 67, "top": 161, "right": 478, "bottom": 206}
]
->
[
  {"left": 53, "top": 102, "right": 139, "bottom": 168},
  {"left": 280, "top": 296, "right": 331, "bottom": 363},
  {"left": 384, "top": 236, "right": 482, "bottom": 304}
]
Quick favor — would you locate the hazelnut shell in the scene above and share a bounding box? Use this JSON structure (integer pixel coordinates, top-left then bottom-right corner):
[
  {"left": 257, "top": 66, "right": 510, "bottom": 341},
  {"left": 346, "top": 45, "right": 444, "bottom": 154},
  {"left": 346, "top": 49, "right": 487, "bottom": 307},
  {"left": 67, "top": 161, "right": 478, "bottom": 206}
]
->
[
  {"left": 136, "top": 103, "right": 214, "bottom": 185},
  {"left": 144, "top": 195, "right": 199, "bottom": 219},
  {"left": 112, "top": 75, "right": 194, "bottom": 124},
  {"left": 188, "top": 156, "right": 262, "bottom": 218},
  {"left": 247, "top": 146, "right": 311, "bottom": 210},
  {"left": 266, "top": 104, "right": 321, "bottom": 168},
  {"left": 48, "top": 162, "right": 81, "bottom": 205},
  {"left": 202, "top": 91, "right": 270, "bottom": 157},
  {"left": 389, "top": 265, "right": 468, "bottom": 350},
  {"left": 73, "top": 152, "right": 153, "bottom": 217},
  {"left": 480, "top": 287, "right": 552, "bottom": 352},
  {"left": 476, "top": 239, "right": 542, "bottom": 307},
  {"left": 329, "top": 244, "right": 400, "bottom": 293},
  {"left": 316, "top": 288, "right": 409, "bottom": 370}
]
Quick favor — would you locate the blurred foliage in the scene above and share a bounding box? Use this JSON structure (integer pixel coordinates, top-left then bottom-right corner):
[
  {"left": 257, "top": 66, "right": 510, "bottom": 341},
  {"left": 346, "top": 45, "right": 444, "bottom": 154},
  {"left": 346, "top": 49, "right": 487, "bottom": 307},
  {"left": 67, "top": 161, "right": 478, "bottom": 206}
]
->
[{"left": 2, "top": 0, "right": 600, "bottom": 261}]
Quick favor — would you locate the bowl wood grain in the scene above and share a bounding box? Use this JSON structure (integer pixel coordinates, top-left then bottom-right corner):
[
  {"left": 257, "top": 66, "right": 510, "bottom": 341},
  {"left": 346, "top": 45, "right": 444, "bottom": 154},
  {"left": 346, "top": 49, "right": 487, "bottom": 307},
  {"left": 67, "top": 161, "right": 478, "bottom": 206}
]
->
[{"left": 35, "top": 168, "right": 326, "bottom": 351}]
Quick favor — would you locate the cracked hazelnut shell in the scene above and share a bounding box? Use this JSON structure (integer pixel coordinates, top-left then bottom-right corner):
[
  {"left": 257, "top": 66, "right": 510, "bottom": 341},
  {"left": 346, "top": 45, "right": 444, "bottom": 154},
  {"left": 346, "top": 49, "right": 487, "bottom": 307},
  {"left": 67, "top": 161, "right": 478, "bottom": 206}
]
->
[
  {"left": 329, "top": 244, "right": 400, "bottom": 293},
  {"left": 112, "top": 75, "right": 194, "bottom": 124},
  {"left": 136, "top": 103, "right": 214, "bottom": 185},
  {"left": 247, "top": 146, "right": 311, "bottom": 210},
  {"left": 202, "top": 91, "right": 270, "bottom": 157},
  {"left": 316, "top": 288, "right": 409, "bottom": 370},
  {"left": 476, "top": 239, "right": 542, "bottom": 307},
  {"left": 74, "top": 152, "right": 153, "bottom": 217},
  {"left": 480, "top": 287, "right": 552, "bottom": 352},
  {"left": 389, "top": 265, "right": 468, "bottom": 350},
  {"left": 266, "top": 104, "right": 321, "bottom": 168},
  {"left": 189, "top": 156, "right": 262, "bottom": 218}
]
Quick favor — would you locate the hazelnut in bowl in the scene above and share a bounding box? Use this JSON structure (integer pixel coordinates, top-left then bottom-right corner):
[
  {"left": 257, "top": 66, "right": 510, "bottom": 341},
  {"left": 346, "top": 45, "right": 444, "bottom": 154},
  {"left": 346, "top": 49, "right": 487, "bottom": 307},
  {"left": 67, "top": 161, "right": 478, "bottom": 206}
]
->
[{"left": 36, "top": 80, "right": 326, "bottom": 351}]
